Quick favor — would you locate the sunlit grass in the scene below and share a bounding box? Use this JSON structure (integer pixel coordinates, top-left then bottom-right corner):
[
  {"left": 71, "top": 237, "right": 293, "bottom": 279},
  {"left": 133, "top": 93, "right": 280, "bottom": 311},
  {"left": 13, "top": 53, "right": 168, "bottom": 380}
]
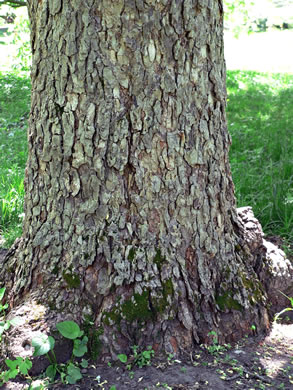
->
[
  {"left": 227, "top": 70, "right": 293, "bottom": 243},
  {"left": 0, "top": 72, "right": 29, "bottom": 246}
]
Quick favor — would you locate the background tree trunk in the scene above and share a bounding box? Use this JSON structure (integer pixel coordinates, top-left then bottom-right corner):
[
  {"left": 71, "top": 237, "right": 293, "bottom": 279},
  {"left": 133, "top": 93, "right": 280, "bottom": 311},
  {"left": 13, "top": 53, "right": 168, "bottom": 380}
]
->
[{"left": 1, "top": 0, "right": 271, "bottom": 359}]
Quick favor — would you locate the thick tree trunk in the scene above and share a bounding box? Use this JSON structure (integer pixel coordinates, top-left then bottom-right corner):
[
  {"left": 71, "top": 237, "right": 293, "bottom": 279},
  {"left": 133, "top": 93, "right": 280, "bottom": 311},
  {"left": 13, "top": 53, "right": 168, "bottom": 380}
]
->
[{"left": 1, "top": 0, "right": 273, "bottom": 360}]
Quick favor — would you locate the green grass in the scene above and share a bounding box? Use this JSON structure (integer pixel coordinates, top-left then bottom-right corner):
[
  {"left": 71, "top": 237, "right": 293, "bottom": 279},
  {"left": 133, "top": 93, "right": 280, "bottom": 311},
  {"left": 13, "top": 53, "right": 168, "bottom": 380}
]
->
[
  {"left": 227, "top": 70, "right": 293, "bottom": 244},
  {"left": 0, "top": 72, "right": 30, "bottom": 246},
  {"left": 0, "top": 70, "right": 292, "bottom": 250}
]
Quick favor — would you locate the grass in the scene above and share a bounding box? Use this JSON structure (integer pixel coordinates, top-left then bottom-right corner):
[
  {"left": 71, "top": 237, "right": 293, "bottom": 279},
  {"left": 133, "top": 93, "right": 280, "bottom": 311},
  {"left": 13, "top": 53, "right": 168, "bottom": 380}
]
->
[
  {"left": 0, "top": 67, "right": 292, "bottom": 250},
  {"left": 227, "top": 70, "right": 293, "bottom": 245},
  {"left": 0, "top": 72, "right": 30, "bottom": 246}
]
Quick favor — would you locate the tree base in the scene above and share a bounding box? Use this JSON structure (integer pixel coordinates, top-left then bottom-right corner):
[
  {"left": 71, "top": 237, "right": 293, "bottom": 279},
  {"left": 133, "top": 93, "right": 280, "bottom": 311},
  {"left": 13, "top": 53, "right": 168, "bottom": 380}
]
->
[{"left": 1, "top": 207, "right": 292, "bottom": 368}]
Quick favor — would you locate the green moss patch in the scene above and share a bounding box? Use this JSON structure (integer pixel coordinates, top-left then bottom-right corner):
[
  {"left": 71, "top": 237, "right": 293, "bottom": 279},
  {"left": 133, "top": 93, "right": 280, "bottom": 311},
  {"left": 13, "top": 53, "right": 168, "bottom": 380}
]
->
[
  {"left": 62, "top": 270, "right": 81, "bottom": 288},
  {"left": 152, "top": 279, "right": 174, "bottom": 314},
  {"left": 121, "top": 290, "right": 154, "bottom": 322},
  {"left": 241, "top": 274, "right": 265, "bottom": 305},
  {"left": 153, "top": 249, "right": 166, "bottom": 270},
  {"left": 215, "top": 291, "right": 243, "bottom": 311},
  {"left": 103, "top": 290, "right": 154, "bottom": 326},
  {"left": 127, "top": 247, "right": 136, "bottom": 261}
]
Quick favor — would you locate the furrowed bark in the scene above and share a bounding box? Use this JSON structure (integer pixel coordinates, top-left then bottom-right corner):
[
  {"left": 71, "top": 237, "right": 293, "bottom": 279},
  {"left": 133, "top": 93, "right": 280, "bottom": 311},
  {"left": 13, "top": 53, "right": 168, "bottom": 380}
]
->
[{"left": 1, "top": 0, "right": 272, "bottom": 360}]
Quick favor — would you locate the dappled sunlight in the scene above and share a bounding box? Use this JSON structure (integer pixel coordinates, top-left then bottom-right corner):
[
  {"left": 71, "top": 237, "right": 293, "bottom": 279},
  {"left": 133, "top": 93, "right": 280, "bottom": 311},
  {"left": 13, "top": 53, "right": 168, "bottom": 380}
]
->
[
  {"left": 258, "top": 323, "right": 293, "bottom": 380},
  {"left": 270, "top": 323, "right": 293, "bottom": 340}
]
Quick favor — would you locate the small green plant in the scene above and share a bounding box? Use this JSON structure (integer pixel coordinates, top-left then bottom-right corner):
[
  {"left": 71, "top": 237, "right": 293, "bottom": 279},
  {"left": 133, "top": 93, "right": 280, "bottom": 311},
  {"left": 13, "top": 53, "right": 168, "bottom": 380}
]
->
[
  {"left": 132, "top": 345, "right": 154, "bottom": 368},
  {"left": 167, "top": 353, "right": 174, "bottom": 361},
  {"left": 274, "top": 292, "right": 293, "bottom": 322},
  {"left": 0, "top": 357, "right": 46, "bottom": 388},
  {"left": 0, "top": 286, "right": 24, "bottom": 342},
  {"left": 117, "top": 353, "right": 128, "bottom": 363},
  {"left": 128, "top": 370, "right": 134, "bottom": 379},
  {"left": 156, "top": 383, "right": 172, "bottom": 390},
  {"left": 31, "top": 320, "right": 88, "bottom": 385},
  {"left": 205, "top": 331, "right": 231, "bottom": 355},
  {"left": 0, "top": 356, "right": 32, "bottom": 385},
  {"left": 117, "top": 345, "right": 155, "bottom": 369},
  {"left": 167, "top": 352, "right": 175, "bottom": 365}
]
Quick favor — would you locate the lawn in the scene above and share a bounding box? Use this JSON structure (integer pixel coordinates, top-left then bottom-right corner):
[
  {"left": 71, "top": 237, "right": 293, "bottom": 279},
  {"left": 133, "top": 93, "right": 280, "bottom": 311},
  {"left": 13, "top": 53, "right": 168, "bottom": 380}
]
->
[
  {"left": 0, "top": 31, "right": 292, "bottom": 250},
  {"left": 227, "top": 70, "right": 293, "bottom": 245},
  {"left": 0, "top": 73, "right": 30, "bottom": 246}
]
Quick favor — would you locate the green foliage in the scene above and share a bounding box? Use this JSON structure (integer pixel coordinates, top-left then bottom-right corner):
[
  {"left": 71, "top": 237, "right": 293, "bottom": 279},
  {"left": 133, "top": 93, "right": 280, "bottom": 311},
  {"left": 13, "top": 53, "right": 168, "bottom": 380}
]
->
[
  {"left": 117, "top": 345, "right": 155, "bottom": 369},
  {"left": 227, "top": 70, "right": 293, "bottom": 243},
  {"left": 56, "top": 320, "right": 83, "bottom": 340},
  {"left": 117, "top": 353, "right": 127, "bottom": 363},
  {"left": 65, "top": 362, "right": 82, "bottom": 385},
  {"left": 82, "top": 316, "right": 104, "bottom": 360},
  {"left": 31, "top": 320, "right": 88, "bottom": 385},
  {"left": 9, "top": 10, "right": 31, "bottom": 71},
  {"left": 0, "top": 1, "right": 27, "bottom": 8},
  {"left": 0, "top": 286, "right": 8, "bottom": 312},
  {"left": 224, "top": 0, "right": 293, "bottom": 34},
  {"left": 0, "top": 357, "right": 32, "bottom": 384},
  {"left": 31, "top": 334, "right": 55, "bottom": 357},
  {"left": 0, "top": 71, "right": 29, "bottom": 247},
  {"left": 224, "top": 0, "right": 255, "bottom": 35},
  {"left": 133, "top": 345, "right": 154, "bottom": 368},
  {"left": 0, "top": 287, "right": 29, "bottom": 385},
  {"left": 73, "top": 336, "right": 88, "bottom": 357},
  {"left": 202, "top": 332, "right": 231, "bottom": 356}
]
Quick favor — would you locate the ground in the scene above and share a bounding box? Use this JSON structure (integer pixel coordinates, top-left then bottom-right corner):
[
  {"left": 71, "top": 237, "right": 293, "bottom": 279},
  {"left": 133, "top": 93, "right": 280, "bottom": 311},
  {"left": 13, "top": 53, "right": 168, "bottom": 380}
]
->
[{"left": 1, "top": 322, "right": 293, "bottom": 390}]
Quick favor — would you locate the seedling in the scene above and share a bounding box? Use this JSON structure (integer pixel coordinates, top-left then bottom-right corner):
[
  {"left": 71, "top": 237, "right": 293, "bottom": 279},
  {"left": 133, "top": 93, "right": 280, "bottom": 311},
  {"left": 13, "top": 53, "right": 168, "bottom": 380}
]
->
[
  {"left": 0, "top": 357, "right": 32, "bottom": 384},
  {"left": 132, "top": 345, "right": 154, "bottom": 368},
  {"left": 205, "top": 331, "right": 231, "bottom": 355},
  {"left": 129, "top": 370, "right": 134, "bottom": 379},
  {"left": 117, "top": 345, "right": 155, "bottom": 369},
  {"left": 117, "top": 354, "right": 128, "bottom": 364},
  {"left": 31, "top": 320, "right": 88, "bottom": 385}
]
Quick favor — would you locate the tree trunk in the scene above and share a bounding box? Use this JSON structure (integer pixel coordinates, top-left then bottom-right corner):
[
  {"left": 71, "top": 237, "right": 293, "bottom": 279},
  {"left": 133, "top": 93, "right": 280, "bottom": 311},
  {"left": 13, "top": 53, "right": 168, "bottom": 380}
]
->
[{"left": 1, "top": 0, "right": 271, "bottom": 359}]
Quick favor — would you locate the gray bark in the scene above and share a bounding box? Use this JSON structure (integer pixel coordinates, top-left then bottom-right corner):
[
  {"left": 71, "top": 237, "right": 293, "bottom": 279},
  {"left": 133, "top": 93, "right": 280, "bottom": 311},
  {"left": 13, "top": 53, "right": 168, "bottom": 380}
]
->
[{"left": 1, "top": 0, "right": 273, "bottom": 359}]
